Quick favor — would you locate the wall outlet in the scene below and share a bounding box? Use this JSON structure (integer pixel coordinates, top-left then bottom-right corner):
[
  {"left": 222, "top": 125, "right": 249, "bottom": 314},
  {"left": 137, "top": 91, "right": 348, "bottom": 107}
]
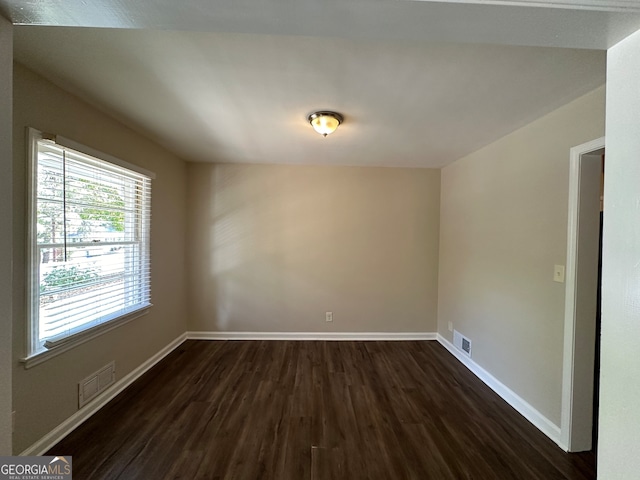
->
[
  {"left": 554, "top": 264, "right": 565, "bottom": 283},
  {"left": 11, "top": 411, "right": 15, "bottom": 434},
  {"left": 325, "top": 312, "right": 333, "bottom": 322},
  {"left": 448, "top": 321, "right": 453, "bottom": 332}
]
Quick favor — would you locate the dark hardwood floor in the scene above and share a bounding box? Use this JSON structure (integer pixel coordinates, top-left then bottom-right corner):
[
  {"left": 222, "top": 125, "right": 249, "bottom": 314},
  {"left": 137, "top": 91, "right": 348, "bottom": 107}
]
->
[{"left": 47, "top": 340, "right": 596, "bottom": 479}]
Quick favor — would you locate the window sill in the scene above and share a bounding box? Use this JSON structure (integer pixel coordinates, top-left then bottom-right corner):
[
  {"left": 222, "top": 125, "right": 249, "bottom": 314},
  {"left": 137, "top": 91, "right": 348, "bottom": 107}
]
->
[{"left": 21, "top": 306, "right": 151, "bottom": 369}]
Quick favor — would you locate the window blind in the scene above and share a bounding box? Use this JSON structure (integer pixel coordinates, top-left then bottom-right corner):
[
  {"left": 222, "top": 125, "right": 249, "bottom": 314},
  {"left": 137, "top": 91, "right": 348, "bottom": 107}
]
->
[{"left": 31, "top": 138, "right": 152, "bottom": 354}]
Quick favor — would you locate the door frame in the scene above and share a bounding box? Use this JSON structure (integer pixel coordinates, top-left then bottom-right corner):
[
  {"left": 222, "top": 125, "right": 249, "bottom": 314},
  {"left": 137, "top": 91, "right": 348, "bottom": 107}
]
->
[{"left": 560, "top": 136, "right": 605, "bottom": 451}]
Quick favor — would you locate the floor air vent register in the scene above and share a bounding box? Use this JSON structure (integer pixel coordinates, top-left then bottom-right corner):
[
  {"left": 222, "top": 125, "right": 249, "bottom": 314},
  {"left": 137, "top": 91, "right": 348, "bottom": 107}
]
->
[
  {"left": 78, "top": 361, "right": 116, "bottom": 408},
  {"left": 453, "top": 330, "right": 472, "bottom": 358}
]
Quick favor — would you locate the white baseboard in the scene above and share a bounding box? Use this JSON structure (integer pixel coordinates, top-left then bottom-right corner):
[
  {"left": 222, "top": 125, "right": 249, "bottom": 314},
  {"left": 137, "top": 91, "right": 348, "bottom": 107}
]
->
[
  {"left": 187, "top": 331, "right": 437, "bottom": 341},
  {"left": 20, "top": 332, "right": 187, "bottom": 456},
  {"left": 19, "top": 331, "right": 562, "bottom": 456},
  {"left": 436, "top": 334, "right": 563, "bottom": 449}
]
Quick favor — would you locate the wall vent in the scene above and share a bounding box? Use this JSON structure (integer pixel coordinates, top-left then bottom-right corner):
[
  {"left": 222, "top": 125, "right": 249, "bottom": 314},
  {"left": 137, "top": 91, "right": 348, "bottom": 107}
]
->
[
  {"left": 79, "top": 361, "right": 115, "bottom": 408},
  {"left": 453, "top": 330, "right": 472, "bottom": 358}
]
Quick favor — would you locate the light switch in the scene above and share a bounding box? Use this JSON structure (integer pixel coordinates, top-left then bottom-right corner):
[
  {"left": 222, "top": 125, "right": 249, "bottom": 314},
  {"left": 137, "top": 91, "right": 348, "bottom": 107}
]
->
[{"left": 554, "top": 265, "right": 565, "bottom": 283}]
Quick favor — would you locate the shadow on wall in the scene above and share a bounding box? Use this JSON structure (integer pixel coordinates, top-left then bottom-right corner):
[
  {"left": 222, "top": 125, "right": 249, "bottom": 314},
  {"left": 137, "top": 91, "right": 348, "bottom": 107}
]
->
[{"left": 188, "top": 163, "right": 440, "bottom": 333}]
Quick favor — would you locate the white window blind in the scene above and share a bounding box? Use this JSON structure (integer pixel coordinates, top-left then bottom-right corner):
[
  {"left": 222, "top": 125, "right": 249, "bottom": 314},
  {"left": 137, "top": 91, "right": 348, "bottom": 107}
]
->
[{"left": 27, "top": 130, "right": 152, "bottom": 358}]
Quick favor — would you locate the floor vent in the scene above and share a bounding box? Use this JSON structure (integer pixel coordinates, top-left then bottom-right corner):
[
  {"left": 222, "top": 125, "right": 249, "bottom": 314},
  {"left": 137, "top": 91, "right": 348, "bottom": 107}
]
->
[
  {"left": 79, "top": 361, "right": 115, "bottom": 408},
  {"left": 453, "top": 330, "right": 472, "bottom": 358}
]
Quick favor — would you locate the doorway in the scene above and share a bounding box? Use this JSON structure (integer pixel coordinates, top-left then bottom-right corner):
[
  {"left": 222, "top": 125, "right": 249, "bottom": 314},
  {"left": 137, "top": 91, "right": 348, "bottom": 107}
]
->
[
  {"left": 592, "top": 198, "right": 603, "bottom": 453},
  {"left": 560, "top": 138, "right": 605, "bottom": 452}
]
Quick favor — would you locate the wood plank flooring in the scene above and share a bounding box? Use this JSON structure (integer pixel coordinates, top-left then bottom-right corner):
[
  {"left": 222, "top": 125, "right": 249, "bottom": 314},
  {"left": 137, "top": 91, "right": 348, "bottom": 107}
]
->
[{"left": 47, "top": 340, "right": 596, "bottom": 479}]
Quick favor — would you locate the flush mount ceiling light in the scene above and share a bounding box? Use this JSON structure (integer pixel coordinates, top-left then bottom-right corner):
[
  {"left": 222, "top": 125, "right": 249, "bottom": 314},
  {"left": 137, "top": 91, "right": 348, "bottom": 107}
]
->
[{"left": 307, "top": 111, "right": 344, "bottom": 137}]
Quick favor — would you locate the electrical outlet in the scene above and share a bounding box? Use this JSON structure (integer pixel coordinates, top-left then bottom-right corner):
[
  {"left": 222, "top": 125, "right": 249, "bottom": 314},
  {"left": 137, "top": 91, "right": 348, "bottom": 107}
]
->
[
  {"left": 11, "top": 411, "right": 15, "bottom": 434},
  {"left": 554, "top": 265, "right": 565, "bottom": 283},
  {"left": 325, "top": 312, "right": 333, "bottom": 322},
  {"left": 448, "top": 321, "right": 453, "bottom": 332}
]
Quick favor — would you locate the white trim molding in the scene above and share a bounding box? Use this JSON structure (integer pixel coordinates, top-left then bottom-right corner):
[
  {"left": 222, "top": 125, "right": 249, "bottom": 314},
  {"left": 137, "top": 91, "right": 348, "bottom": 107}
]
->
[
  {"left": 19, "top": 331, "right": 565, "bottom": 456},
  {"left": 20, "top": 333, "right": 187, "bottom": 456},
  {"left": 560, "top": 136, "right": 605, "bottom": 452},
  {"left": 407, "top": 0, "right": 640, "bottom": 13},
  {"left": 54, "top": 134, "right": 156, "bottom": 179},
  {"left": 21, "top": 309, "right": 150, "bottom": 369},
  {"left": 187, "top": 331, "right": 437, "bottom": 341},
  {"left": 437, "top": 334, "right": 563, "bottom": 449}
]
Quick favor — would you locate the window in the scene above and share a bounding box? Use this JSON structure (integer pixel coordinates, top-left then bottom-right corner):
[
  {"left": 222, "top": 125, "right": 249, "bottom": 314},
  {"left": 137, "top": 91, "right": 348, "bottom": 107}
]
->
[{"left": 26, "top": 129, "right": 153, "bottom": 361}]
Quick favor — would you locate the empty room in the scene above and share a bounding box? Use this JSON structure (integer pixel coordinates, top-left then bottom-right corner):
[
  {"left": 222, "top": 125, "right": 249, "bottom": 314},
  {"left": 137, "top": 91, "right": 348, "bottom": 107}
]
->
[{"left": 2, "top": 1, "right": 640, "bottom": 479}]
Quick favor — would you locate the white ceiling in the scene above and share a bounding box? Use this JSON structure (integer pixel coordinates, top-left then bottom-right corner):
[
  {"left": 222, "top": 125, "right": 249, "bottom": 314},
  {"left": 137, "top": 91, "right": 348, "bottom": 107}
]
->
[{"left": 5, "top": 0, "right": 638, "bottom": 167}]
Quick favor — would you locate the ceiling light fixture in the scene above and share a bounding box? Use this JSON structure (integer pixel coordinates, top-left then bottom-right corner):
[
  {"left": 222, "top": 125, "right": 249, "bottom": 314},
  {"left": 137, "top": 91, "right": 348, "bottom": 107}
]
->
[{"left": 307, "top": 111, "right": 344, "bottom": 137}]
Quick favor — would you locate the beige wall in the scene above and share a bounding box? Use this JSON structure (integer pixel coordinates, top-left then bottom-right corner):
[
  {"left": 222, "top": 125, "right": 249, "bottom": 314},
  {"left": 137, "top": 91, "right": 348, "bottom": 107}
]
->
[
  {"left": 0, "top": 16, "right": 13, "bottom": 456},
  {"left": 187, "top": 163, "right": 440, "bottom": 333},
  {"left": 12, "top": 64, "right": 188, "bottom": 453},
  {"left": 438, "top": 86, "right": 605, "bottom": 426},
  {"left": 598, "top": 29, "right": 640, "bottom": 478}
]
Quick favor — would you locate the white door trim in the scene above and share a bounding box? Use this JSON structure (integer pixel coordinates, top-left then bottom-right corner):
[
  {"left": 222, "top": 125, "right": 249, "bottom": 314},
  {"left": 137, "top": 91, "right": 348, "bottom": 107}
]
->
[{"left": 560, "top": 136, "right": 605, "bottom": 451}]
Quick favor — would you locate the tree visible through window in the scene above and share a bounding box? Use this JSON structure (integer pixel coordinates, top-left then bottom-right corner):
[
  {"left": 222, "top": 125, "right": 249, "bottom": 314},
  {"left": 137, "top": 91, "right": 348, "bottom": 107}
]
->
[{"left": 27, "top": 131, "right": 152, "bottom": 357}]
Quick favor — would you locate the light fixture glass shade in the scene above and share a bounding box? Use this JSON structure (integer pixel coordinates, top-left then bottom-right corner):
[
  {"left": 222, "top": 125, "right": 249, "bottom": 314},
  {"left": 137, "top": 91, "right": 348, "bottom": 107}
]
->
[{"left": 308, "top": 111, "right": 343, "bottom": 137}]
